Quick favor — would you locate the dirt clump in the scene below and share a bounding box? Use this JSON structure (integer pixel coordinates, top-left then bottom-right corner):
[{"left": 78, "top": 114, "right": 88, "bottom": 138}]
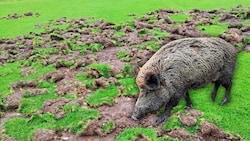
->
[
  {"left": 187, "top": 109, "right": 202, "bottom": 118},
  {"left": 1, "top": 134, "right": 18, "bottom": 141},
  {"left": 41, "top": 97, "right": 78, "bottom": 119},
  {"left": 24, "top": 12, "right": 33, "bottom": 17},
  {"left": 199, "top": 120, "right": 241, "bottom": 140},
  {"left": 93, "top": 77, "right": 118, "bottom": 89},
  {"left": 178, "top": 113, "right": 197, "bottom": 126},
  {"left": 95, "top": 47, "right": 129, "bottom": 70},
  {"left": 33, "top": 129, "right": 56, "bottom": 141},
  {"left": 245, "top": 45, "right": 250, "bottom": 52},
  {"left": 167, "top": 128, "right": 190, "bottom": 140},
  {"left": 3, "top": 91, "right": 24, "bottom": 110},
  {"left": 21, "top": 67, "right": 36, "bottom": 77},
  {"left": 219, "top": 13, "right": 239, "bottom": 23},
  {"left": 220, "top": 28, "right": 243, "bottom": 44}
]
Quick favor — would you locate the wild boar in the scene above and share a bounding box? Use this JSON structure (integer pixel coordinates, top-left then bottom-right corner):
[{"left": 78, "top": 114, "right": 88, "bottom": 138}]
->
[{"left": 131, "top": 37, "right": 237, "bottom": 124}]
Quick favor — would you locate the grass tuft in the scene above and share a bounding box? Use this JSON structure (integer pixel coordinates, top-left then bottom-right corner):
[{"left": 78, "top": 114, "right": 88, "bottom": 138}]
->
[
  {"left": 116, "top": 127, "right": 158, "bottom": 141},
  {"left": 86, "top": 85, "right": 118, "bottom": 106},
  {"left": 4, "top": 105, "right": 99, "bottom": 140}
]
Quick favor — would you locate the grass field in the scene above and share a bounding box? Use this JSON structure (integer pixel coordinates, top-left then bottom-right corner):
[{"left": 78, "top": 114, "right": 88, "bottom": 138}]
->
[
  {"left": 1, "top": 0, "right": 250, "bottom": 140},
  {"left": 0, "top": 0, "right": 250, "bottom": 38}
]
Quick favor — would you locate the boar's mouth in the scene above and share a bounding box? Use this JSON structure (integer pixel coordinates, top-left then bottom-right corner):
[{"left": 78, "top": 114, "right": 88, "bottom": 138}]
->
[
  {"left": 131, "top": 104, "right": 163, "bottom": 121},
  {"left": 131, "top": 111, "right": 146, "bottom": 121}
]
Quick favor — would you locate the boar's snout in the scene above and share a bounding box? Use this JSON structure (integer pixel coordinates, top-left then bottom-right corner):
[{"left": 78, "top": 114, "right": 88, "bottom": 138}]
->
[
  {"left": 131, "top": 114, "right": 138, "bottom": 121},
  {"left": 131, "top": 107, "right": 144, "bottom": 121}
]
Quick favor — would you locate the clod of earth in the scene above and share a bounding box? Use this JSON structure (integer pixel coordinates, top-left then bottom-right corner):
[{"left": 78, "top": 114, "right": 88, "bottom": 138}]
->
[
  {"left": 186, "top": 109, "right": 202, "bottom": 118},
  {"left": 41, "top": 97, "right": 78, "bottom": 119},
  {"left": 33, "top": 129, "right": 55, "bottom": 141},
  {"left": 200, "top": 120, "right": 229, "bottom": 138},
  {"left": 178, "top": 113, "right": 197, "bottom": 127},
  {"left": 167, "top": 128, "right": 190, "bottom": 140}
]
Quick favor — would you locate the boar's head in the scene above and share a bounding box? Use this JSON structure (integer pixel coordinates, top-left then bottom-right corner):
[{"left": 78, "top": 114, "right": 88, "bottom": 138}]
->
[{"left": 131, "top": 71, "right": 168, "bottom": 120}]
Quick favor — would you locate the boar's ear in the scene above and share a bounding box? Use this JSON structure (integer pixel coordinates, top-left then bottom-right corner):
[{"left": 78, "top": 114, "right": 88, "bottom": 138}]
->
[{"left": 145, "top": 73, "right": 160, "bottom": 90}]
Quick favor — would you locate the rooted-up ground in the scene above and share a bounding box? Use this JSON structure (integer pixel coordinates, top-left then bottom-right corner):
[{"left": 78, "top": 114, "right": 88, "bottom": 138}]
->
[{"left": 1, "top": 4, "right": 250, "bottom": 141}]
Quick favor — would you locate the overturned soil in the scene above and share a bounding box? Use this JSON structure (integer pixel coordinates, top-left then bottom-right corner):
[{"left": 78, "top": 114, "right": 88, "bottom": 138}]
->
[{"left": 1, "top": 4, "right": 249, "bottom": 141}]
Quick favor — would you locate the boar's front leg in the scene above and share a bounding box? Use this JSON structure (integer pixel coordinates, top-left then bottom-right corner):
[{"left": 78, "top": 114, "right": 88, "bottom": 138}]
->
[
  {"left": 184, "top": 92, "right": 193, "bottom": 109},
  {"left": 156, "top": 96, "right": 181, "bottom": 125}
]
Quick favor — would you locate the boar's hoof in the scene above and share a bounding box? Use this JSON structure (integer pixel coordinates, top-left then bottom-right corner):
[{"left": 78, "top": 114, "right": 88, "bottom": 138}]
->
[
  {"left": 156, "top": 114, "right": 168, "bottom": 125},
  {"left": 184, "top": 104, "right": 193, "bottom": 110},
  {"left": 221, "top": 97, "right": 230, "bottom": 105},
  {"left": 131, "top": 115, "right": 139, "bottom": 121}
]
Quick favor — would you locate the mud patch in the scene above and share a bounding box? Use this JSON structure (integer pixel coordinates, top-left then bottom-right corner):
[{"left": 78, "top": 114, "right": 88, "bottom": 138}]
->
[
  {"left": 95, "top": 47, "right": 129, "bottom": 70},
  {"left": 33, "top": 129, "right": 56, "bottom": 141},
  {"left": 41, "top": 97, "right": 78, "bottom": 119},
  {"left": 167, "top": 128, "right": 190, "bottom": 140},
  {"left": 4, "top": 80, "right": 45, "bottom": 110},
  {"left": 81, "top": 97, "right": 163, "bottom": 140},
  {"left": 178, "top": 113, "right": 197, "bottom": 127}
]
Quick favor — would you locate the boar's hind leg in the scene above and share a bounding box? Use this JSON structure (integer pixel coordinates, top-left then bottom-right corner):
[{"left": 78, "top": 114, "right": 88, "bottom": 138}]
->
[
  {"left": 156, "top": 96, "right": 181, "bottom": 125},
  {"left": 221, "top": 80, "right": 232, "bottom": 105},
  {"left": 184, "top": 92, "right": 193, "bottom": 109},
  {"left": 211, "top": 81, "right": 220, "bottom": 102}
]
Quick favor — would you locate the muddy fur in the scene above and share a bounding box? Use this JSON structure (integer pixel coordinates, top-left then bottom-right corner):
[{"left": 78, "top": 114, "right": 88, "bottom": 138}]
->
[{"left": 132, "top": 37, "right": 237, "bottom": 124}]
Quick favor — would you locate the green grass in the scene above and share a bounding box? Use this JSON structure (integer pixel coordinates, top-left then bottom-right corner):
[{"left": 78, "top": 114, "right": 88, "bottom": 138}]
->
[
  {"left": 197, "top": 23, "right": 229, "bottom": 36},
  {"left": 86, "top": 84, "right": 119, "bottom": 106},
  {"left": 18, "top": 81, "right": 58, "bottom": 115},
  {"left": 87, "top": 63, "right": 112, "bottom": 78},
  {"left": 117, "top": 50, "right": 132, "bottom": 62},
  {"left": 76, "top": 73, "right": 95, "bottom": 89},
  {"left": 116, "top": 127, "right": 158, "bottom": 141},
  {"left": 0, "top": 61, "right": 21, "bottom": 97},
  {"left": 86, "top": 77, "right": 139, "bottom": 106},
  {"left": 119, "top": 77, "right": 139, "bottom": 95},
  {"left": 4, "top": 106, "right": 99, "bottom": 140},
  {"left": 152, "top": 27, "right": 170, "bottom": 40},
  {"left": 79, "top": 64, "right": 138, "bottom": 106},
  {"left": 1, "top": 0, "right": 250, "bottom": 38},
  {"left": 102, "top": 121, "right": 115, "bottom": 134},
  {"left": 0, "top": 61, "right": 55, "bottom": 99},
  {"left": 169, "top": 13, "right": 191, "bottom": 23}
]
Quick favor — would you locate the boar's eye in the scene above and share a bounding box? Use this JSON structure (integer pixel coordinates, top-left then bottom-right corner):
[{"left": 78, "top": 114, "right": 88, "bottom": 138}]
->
[{"left": 145, "top": 73, "right": 160, "bottom": 90}]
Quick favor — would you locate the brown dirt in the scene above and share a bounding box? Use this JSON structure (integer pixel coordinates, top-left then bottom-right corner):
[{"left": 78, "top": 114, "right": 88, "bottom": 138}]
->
[
  {"left": 41, "top": 97, "right": 78, "bottom": 119},
  {"left": 95, "top": 47, "right": 129, "bottom": 70},
  {"left": 167, "top": 128, "right": 190, "bottom": 140},
  {"left": 3, "top": 80, "right": 46, "bottom": 110},
  {"left": 178, "top": 113, "right": 197, "bottom": 127},
  {"left": 80, "top": 96, "right": 163, "bottom": 140}
]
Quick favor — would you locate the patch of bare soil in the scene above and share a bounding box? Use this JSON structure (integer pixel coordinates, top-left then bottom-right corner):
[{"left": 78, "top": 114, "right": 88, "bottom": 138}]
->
[
  {"left": 41, "top": 97, "right": 78, "bottom": 119},
  {"left": 0, "top": 12, "right": 40, "bottom": 20},
  {"left": 177, "top": 113, "right": 197, "bottom": 127},
  {"left": 95, "top": 47, "right": 129, "bottom": 70},
  {"left": 33, "top": 130, "right": 101, "bottom": 141},
  {"left": 79, "top": 97, "right": 162, "bottom": 140},
  {"left": 4, "top": 80, "right": 46, "bottom": 110},
  {"left": 167, "top": 128, "right": 190, "bottom": 140}
]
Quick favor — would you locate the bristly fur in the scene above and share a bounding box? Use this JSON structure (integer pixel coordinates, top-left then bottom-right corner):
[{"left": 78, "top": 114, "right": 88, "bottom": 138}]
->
[{"left": 132, "top": 37, "right": 238, "bottom": 124}]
